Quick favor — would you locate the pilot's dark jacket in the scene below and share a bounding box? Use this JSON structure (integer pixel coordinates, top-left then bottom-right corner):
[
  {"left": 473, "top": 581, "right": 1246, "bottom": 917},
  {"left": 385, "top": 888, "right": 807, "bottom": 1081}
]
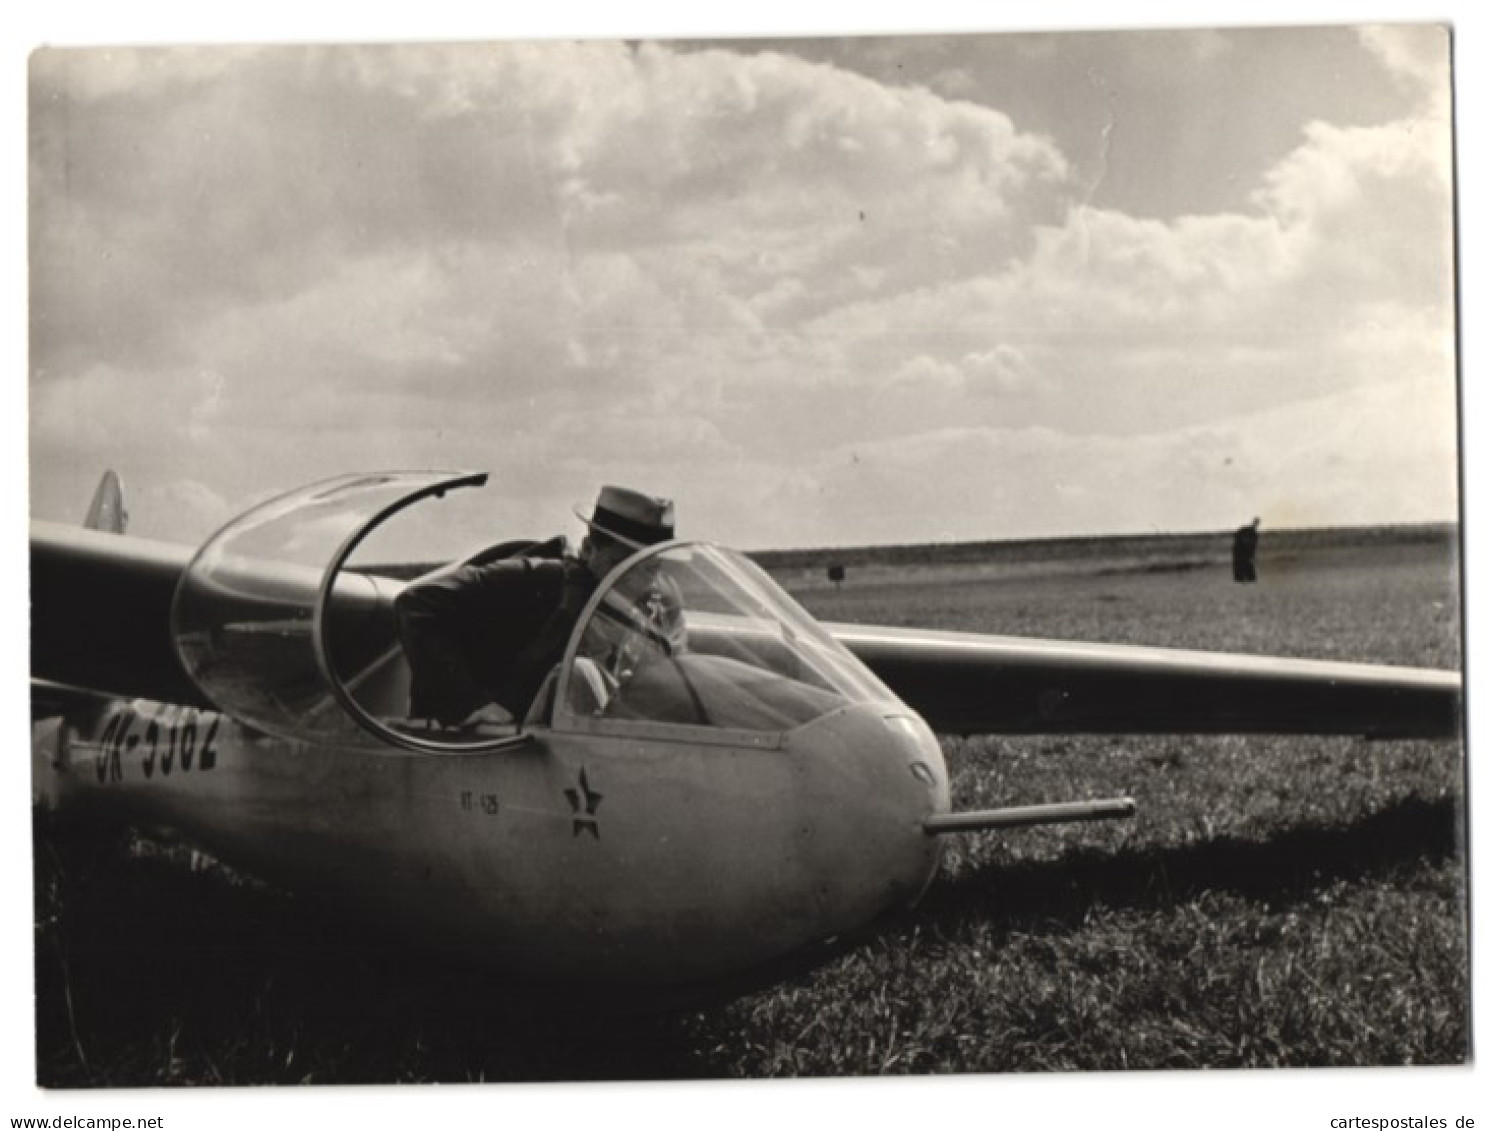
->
[{"left": 394, "top": 551, "right": 598, "bottom": 726}]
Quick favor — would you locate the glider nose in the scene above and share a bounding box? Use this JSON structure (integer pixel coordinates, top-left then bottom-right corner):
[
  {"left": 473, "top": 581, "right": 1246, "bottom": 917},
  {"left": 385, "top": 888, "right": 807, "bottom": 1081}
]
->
[
  {"left": 878, "top": 711, "right": 953, "bottom": 898},
  {"left": 883, "top": 712, "right": 950, "bottom": 812},
  {"left": 790, "top": 706, "right": 949, "bottom": 927}
]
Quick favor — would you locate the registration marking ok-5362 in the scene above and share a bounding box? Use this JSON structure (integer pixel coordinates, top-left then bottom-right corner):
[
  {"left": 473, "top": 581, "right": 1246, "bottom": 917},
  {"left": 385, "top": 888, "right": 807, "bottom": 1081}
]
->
[{"left": 95, "top": 703, "right": 222, "bottom": 784}]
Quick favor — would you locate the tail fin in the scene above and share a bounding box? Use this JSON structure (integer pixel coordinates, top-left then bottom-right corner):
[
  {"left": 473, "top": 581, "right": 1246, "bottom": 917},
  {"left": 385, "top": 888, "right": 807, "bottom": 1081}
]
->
[{"left": 82, "top": 471, "right": 128, "bottom": 534}]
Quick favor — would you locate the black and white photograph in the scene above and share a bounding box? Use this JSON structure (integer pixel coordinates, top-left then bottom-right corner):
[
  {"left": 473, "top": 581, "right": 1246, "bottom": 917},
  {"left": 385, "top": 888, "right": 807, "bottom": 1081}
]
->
[{"left": 13, "top": 6, "right": 1474, "bottom": 1127}]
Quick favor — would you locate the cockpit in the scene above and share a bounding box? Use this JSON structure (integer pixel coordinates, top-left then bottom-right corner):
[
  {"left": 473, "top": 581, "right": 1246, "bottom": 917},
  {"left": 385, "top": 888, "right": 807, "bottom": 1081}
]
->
[
  {"left": 556, "top": 543, "right": 896, "bottom": 736},
  {"left": 169, "top": 472, "right": 904, "bottom": 755}
]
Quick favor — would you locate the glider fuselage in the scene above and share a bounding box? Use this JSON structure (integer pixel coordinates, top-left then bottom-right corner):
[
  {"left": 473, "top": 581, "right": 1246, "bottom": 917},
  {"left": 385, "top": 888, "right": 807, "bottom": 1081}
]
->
[{"left": 35, "top": 688, "right": 948, "bottom": 988}]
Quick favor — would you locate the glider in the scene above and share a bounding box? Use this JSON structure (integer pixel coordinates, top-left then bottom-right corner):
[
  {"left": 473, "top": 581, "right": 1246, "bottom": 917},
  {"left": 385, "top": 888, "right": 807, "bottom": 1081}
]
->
[{"left": 30, "top": 471, "right": 1461, "bottom": 992}]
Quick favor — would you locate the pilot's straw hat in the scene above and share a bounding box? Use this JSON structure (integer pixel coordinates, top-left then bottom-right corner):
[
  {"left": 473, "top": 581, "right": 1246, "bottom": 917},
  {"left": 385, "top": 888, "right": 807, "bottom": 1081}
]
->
[{"left": 575, "top": 486, "right": 676, "bottom": 550}]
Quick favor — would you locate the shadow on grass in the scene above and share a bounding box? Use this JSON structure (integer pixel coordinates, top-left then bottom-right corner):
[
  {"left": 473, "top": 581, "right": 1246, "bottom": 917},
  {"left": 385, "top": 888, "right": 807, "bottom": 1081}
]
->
[
  {"left": 918, "top": 793, "right": 1463, "bottom": 930},
  {"left": 33, "top": 825, "right": 733, "bottom": 1088},
  {"left": 33, "top": 794, "right": 1462, "bottom": 1087}
]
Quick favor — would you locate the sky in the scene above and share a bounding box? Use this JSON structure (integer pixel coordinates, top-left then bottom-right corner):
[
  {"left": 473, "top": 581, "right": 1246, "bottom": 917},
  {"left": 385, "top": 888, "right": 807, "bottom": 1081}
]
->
[{"left": 26, "top": 24, "right": 1458, "bottom": 552}]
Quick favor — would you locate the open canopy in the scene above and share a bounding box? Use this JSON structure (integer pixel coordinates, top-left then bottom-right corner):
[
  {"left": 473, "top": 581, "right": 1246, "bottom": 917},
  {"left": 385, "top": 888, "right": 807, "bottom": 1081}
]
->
[{"left": 171, "top": 471, "right": 487, "bottom": 751}]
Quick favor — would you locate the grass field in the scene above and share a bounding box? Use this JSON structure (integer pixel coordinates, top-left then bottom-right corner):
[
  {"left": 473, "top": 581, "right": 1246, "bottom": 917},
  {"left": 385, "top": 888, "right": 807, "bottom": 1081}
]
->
[{"left": 32, "top": 529, "right": 1467, "bottom": 1084}]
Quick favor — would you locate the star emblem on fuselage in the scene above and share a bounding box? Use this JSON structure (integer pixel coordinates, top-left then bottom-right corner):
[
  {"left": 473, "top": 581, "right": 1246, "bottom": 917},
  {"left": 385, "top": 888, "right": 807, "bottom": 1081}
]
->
[{"left": 565, "top": 766, "right": 602, "bottom": 840}]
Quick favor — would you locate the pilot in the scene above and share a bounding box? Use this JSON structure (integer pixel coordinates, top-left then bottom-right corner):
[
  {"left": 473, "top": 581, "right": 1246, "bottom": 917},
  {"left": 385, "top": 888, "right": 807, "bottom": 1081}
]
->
[{"left": 394, "top": 485, "right": 676, "bottom": 728}]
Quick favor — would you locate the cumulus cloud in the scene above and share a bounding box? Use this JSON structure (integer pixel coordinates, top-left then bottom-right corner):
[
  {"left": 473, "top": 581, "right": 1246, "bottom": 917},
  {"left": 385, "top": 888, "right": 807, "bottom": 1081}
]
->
[
  {"left": 768, "top": 366, "right": 1456, "bottom": 549},
  {"left": 793, "top": 60, "right": 1453, "bottom": 447},
  {"left": 28, "top": 31, "right": 1457, "bottom": 547},
  {"left": 31, "top": 41, "right": 1070, "bottom": 481},
  {"left": 1358, "top": 24, "right": 1451, "bottom": 114},
  {"left": 860, "top": 347, "right": 1043, "bottom": 439}
]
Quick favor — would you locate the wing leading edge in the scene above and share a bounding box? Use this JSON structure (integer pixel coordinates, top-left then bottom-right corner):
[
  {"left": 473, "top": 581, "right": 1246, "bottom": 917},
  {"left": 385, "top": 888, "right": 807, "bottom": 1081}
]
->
[{"left": 830, "top": 623, "right": 1460, "bottom": 739}]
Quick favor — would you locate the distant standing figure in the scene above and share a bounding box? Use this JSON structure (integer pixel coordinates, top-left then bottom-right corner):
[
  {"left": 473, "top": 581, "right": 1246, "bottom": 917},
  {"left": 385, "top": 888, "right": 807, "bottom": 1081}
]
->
[{"left": 1232, "top": 518, "right": 1260, "bottom": 583}]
